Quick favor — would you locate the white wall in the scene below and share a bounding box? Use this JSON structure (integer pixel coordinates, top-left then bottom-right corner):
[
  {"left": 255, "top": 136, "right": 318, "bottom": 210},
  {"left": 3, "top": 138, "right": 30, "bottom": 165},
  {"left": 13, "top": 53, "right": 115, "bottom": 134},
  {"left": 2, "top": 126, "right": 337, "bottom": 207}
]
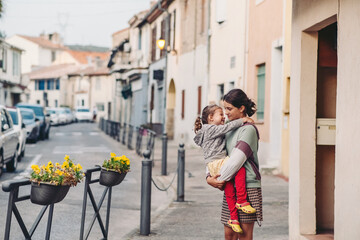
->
[{"left": 6, "top": 35, "right": 39, "bottom": 73}]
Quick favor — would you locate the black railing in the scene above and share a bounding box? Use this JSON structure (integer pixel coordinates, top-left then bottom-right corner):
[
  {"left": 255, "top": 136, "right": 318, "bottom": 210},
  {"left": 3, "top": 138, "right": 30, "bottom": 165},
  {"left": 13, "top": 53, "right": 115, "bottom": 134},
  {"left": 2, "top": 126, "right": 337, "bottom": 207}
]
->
[
  {"left": 80, "top": 166, "right": 113, "bottom": 240},
  {"left": 2, "top": 179, "right": 56, "bottom": 240}
]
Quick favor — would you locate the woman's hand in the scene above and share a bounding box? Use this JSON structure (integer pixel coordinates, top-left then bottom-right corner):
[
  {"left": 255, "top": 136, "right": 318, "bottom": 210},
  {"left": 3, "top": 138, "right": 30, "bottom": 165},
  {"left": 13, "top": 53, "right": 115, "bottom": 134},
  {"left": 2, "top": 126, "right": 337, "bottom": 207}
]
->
[
  {"left": 242, "top": 116, "right": 254, "bottom": 124},
  {"left": 206, "top": 174, "right": 226, "bottom": 190}
]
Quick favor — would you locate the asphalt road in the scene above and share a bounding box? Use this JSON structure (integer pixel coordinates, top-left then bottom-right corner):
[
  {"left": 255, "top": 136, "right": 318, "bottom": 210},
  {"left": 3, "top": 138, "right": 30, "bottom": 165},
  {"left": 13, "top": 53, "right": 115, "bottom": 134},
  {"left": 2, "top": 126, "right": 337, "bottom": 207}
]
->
[{"left": 0, "top": 122, "right": 169, "bottom": 240}]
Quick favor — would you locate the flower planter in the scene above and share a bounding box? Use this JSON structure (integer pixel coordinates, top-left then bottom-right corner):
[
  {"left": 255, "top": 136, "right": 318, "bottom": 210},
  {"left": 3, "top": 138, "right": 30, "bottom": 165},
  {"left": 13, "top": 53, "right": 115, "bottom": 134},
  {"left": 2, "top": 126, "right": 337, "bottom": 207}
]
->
[
  {"left": 30, "top": 182, "right": 70, "bottom": 205},
  {"left": 99, "top": 168, "right": 127, "bottom": 187}
]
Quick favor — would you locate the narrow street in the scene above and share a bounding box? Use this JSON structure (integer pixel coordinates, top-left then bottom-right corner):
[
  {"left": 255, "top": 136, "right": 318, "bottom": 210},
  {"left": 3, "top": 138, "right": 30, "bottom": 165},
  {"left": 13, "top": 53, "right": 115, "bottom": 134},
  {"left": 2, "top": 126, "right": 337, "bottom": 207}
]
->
[{"left": 0, "top": 123, "right": 169, "bottom": 239}]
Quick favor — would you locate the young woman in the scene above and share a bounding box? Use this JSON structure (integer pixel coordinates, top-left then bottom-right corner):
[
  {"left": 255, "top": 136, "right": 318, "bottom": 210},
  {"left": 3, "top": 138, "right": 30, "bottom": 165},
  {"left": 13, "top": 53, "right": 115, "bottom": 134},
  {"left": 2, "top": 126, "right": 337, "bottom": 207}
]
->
[{"left": 207, "top": 89, "right": 263, "bottom": 240}]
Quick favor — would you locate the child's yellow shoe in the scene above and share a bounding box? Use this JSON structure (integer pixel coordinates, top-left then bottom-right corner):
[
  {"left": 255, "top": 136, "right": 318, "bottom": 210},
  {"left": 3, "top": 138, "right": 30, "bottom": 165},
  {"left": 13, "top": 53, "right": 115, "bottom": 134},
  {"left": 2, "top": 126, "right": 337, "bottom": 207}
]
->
[
  {"left": 227, "top": 219, "right": 243, "bottom": 234},
  {"left": 236, "top": 202, "right": 257, "bottom": 214}
]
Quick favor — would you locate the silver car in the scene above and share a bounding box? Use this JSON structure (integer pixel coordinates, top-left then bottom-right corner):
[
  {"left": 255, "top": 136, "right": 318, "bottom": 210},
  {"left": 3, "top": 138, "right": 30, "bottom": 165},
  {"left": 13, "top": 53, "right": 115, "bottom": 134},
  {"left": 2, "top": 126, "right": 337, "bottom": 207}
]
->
[
  {"left": 0, "top": 106, "right": 20, "bottom": 176},
  {"left": 7, "top": 107, "right": 27, "bottom": 161}
]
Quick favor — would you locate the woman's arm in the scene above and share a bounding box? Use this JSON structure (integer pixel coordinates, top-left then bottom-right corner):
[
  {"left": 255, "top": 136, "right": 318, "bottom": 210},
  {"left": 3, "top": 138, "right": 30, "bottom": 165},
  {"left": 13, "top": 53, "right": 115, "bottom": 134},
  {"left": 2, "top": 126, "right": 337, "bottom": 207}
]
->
[
  {"left": 206, "top": 119, "right": 244, "bottom": 139},
  {"left": 206, "top": 174, "right": 226, "bottom": 190},
  {"left": 218, "top": 125, "right": 258, "bottom": 181}
]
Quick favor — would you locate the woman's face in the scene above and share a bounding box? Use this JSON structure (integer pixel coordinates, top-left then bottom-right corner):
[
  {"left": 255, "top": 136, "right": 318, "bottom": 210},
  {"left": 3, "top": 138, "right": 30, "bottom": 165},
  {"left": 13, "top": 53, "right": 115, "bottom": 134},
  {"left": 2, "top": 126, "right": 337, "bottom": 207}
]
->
[{"left": 223, "top": 101, "right": 245, "bottom": 121}]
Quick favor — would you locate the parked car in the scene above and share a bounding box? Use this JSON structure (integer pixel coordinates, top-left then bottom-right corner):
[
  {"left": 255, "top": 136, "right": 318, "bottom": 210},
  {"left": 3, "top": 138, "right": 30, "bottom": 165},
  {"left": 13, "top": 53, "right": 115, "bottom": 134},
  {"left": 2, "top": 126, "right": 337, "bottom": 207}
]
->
[
  {"left": 7, "top": 107, "right": 26, "bottom": 161},
  {"left": 74, "top": 107, "right": 93, "bottom": 122},
  {"left": 20, "top": 108, "right": 40, "bottom": 143},
  {"left": 62, "top": 107, "right": 75, "bottom": 124},
  {"left": 0, "top": 106, "right": 20, "bottom": 176},
  {"left": 46, "top": 107, "right": 59, "bottom": 126},
  {"left": 55, "top": 107, "right": 68, "bottom": 125},
  {"left": 16, "top": 103, "right": 51, "bottom": 140}
]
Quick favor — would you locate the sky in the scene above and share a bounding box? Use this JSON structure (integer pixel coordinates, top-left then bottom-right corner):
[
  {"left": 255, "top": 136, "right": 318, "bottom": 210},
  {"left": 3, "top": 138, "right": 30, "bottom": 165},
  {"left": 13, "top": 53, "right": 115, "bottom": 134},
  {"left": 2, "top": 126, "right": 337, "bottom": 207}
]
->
[{"left": 0, "top": 0, "right": 151, "bottom": 48}]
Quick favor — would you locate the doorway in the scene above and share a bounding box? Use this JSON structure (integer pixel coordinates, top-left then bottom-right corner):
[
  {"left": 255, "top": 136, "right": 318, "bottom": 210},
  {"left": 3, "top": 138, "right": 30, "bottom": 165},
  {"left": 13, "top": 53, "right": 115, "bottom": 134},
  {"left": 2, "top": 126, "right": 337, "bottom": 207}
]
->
[
  {"left": 167, "top": 79, "right": 176, "bottom": 139},
  {"left": 316, "top": 22, "right": 337, "bottom": 234}
]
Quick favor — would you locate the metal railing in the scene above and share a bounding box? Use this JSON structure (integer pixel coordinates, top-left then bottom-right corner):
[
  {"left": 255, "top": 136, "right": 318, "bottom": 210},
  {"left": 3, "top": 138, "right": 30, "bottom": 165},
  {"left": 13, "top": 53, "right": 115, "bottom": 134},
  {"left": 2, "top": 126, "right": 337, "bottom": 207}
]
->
[
  {"left": 2, "top": 179, "right": 56, "bottom": 240},
  {"left": 80, "top": 166, "right": 113, "bottom": 240}
]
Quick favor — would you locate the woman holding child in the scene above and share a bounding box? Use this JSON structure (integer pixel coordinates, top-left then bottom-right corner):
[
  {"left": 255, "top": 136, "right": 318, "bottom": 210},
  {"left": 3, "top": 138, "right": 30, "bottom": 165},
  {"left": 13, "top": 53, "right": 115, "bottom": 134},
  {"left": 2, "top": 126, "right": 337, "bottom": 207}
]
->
[{"left": 201, "top": 89, "right": 263, "bottom": 240}]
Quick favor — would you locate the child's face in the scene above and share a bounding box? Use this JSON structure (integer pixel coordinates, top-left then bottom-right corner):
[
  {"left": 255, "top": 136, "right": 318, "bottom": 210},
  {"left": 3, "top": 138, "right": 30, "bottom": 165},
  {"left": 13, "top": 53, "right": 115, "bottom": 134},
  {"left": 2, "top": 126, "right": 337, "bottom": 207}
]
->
[{"left": 209, "top": 108, "right": 225, "bottom": 125}]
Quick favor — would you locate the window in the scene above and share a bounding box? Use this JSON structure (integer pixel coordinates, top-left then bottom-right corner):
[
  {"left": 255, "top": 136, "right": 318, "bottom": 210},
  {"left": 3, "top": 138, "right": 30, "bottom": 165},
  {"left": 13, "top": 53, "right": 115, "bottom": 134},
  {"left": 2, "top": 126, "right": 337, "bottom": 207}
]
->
[
  {"left": 229, "top": 81, "right": 235, "bottom": 90},
  {"left": 38, "top": 80, "right": 45, "bottom": 90},
  {"left": 47, "top": 79, "right": 54, "bottom": 90},
  {"left": 198, "top": 86, "right": 202, "bottom": 115},
  {"left": 55, "top": 99, "right": 58, "bottom": 107},
  {"left": 181, "top": 90, "right": 185, "bottom": 119},
  {"left": 51, "top": 51, "right": 56, "bottom": 62},
  {"left": 81, "top": 99, "right": 85, "bottom": 106},
  {"left": 56, "top": 78, "right": 60, "bottom": 90},
  {"left": 217, "top": 84, "right": 224, "bottom": 102},
  {"left": 96, "top": 102, "right": 105, "bottom": 111},
  {"left": 1, "top": 109, "right": 9, "bottom": 131},
  {"left": 36, "top": 100, "right": 40, "bottom": 104},
  {"left": 201, "top": 0, "right": 206, "bottom": 33},
  {"left": 12, "top": 51, "right": 20, "bottom": 76},
  {"left": 96, "top": 77, "right": 101, "bottom": 90},
  {"left": 160, "top": 19, "right": 166, "bottom": 58},
  {"left": 151, "top": 26, "right": 157, "bottom": 62},
  {"left": 230, "top": 56, "right": 236, "bottom": 68},
  {"left": 172, "top": 10, "right": 176, "bottom": 50},
  {"left": 257, "top": 64, "right": 266, "bottom": 121},
  {"left": 1, "top": 48, "right": 7, "bottom": 72},
  {"left": 138, "top": 29, "right": 142, "bottom": 50}
]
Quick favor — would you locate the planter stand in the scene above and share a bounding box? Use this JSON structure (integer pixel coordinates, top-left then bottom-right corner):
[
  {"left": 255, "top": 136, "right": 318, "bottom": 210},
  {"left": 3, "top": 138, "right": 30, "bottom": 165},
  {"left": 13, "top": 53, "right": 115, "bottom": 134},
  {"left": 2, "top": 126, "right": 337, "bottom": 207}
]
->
[
  {"left": 80, "top": 166, "right": 114, "bottom": 240},
  {"left": 2, "top": 179, "right": 57, "bottom": 240}
]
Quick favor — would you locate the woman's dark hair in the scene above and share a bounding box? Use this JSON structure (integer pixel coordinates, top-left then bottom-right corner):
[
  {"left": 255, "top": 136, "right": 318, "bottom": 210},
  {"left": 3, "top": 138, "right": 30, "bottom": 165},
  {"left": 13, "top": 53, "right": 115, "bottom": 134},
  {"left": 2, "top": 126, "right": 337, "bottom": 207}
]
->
[
  {"left": 222, "top": 89, "right": 257, "bottom": 117},
  {"left": 194, "top": 104, "right": 222, "bottom": 133}
]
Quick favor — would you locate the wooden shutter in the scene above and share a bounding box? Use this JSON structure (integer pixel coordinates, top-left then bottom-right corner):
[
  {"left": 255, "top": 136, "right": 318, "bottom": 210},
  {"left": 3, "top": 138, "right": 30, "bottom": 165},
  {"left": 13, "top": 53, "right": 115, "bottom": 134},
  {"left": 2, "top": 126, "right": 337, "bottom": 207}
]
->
[
  {"left": 181, "top": 90, "right": 185, "bottom": 119},
  {"left": 197, "top": 86, "right": 202, "bottom": 115}
]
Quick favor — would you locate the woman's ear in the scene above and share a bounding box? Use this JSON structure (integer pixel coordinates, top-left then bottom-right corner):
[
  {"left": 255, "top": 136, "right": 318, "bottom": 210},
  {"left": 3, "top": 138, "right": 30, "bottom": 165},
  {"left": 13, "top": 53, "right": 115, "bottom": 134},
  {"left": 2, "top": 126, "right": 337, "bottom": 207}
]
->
[{"left": 239, "top": 105, "right": 246, "bottom": 113}]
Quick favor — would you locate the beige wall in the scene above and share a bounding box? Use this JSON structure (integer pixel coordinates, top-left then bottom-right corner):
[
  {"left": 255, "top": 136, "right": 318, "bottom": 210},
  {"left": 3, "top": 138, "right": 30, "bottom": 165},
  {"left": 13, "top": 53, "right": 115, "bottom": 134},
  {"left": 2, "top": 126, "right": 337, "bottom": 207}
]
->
[
  {"left": 280, "top": 0, "right": 292, "bottom": 177},
  {"left": 336, "top": 0, "right": 360, "bottom": 238},
  {"left": 208, "top": 0, "right": 247, "bottom": 104},
  {"left": 289, "top": 0, "right": 353, "bottom": 238}
]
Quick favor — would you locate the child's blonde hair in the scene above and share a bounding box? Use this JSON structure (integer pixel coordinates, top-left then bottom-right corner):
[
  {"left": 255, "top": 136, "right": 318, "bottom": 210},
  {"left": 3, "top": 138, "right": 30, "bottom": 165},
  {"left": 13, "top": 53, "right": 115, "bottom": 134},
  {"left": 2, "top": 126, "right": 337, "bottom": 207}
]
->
[{"left": 194, "top": 104, "right": 222, "bottom": 133}]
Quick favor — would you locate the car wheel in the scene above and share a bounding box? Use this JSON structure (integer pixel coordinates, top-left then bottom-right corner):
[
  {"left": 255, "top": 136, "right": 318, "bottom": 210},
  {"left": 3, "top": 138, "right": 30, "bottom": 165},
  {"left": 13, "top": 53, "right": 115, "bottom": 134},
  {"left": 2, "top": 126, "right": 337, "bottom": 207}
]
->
[
  {"left": 0, "top": 152, "right": 3, "bottom": 177},
  {"left": 6, "top": 148, "right": 18, "bottom": 172},
  {"left": 40, "top": 129, "right": 46, "bottom": 140},
  {"left": 21, "top": 148, "right": 25, "bottom": 158}
]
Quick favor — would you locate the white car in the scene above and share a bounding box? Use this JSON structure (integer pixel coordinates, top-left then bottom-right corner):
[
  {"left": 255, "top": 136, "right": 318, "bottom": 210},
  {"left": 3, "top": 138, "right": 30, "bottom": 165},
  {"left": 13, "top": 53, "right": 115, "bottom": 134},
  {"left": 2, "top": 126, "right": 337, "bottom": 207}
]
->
[
  {"left": 75, "top": 107, "right": 93, "bottom": 122},
  {"left": 46, "top": 107, "right": 59, "bottom": 126},
  {"left": 7, "top": 107, "right": 26, "bottom": 161}
]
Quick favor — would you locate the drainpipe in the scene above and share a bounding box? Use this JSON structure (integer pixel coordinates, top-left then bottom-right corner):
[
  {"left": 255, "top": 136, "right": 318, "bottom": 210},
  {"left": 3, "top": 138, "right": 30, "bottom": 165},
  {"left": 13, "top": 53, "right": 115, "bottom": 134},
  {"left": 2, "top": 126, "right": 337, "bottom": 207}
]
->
[
  {"left": 205, "top": 0, "right": 211, "bottom": 104},
  {"left": 243, "top": 0, "right": 249, "bottom": 91}
]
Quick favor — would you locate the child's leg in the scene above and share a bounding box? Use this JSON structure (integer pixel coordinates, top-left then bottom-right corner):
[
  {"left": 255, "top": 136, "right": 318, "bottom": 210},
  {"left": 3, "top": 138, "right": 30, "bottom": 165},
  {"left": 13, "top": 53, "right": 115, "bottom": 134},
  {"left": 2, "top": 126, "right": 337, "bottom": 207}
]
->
[
  {"left": 234, "top": 167, "right": 256, "bottom": 214},
  {"left": 224, "top": 180, "right": 238, "bottom": 220},
  {"left": 234, "top": 167, "right": 247, "bottom": 204},
  {"left": 224, "top": 181, "right": 243, "bottom": 233}
]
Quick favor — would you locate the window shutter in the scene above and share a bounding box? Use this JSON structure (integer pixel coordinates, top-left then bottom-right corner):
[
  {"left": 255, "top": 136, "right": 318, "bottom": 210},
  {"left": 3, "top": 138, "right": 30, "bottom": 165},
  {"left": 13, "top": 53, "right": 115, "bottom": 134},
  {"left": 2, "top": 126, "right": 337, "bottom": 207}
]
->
[{"left": 257, "top": 64, "right": 266, "bottom": 120}]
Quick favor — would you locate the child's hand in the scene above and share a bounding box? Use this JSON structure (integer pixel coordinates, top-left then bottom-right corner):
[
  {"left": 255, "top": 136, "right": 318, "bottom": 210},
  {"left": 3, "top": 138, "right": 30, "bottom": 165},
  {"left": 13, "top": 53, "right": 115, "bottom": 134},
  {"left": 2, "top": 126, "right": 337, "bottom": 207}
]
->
[{"left": 242, "top": 117, "right": 254, "bottom": 124}]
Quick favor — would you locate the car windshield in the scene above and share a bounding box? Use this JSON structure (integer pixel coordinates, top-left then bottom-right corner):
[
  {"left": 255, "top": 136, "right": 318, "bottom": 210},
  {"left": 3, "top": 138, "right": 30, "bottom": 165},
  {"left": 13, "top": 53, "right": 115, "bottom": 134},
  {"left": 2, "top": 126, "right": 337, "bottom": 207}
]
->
[
  {"left": 47, "top": 109, "right": 56, "bottom": 114},
  {"left": 19, "top": 106, "right": 44, "bottom": 116},
  {"left": 21, "top": 110, "right": 35, "bottom": 120},
  {"left": 9, "top": 111, "right": 18, "bottom": 125},
  {"left": 77, "top": 109, "right": 90, "bottom": 112}
]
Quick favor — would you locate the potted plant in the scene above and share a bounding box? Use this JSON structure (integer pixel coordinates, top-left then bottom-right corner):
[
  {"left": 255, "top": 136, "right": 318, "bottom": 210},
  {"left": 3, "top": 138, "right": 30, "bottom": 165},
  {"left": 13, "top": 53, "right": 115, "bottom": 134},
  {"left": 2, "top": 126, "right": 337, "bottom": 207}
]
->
[
  {"left": 30, "top": 155, "right": 84, "bottom": 205},
  {"left": 99, "top": 153, "right": 130, "bottom": 187}
]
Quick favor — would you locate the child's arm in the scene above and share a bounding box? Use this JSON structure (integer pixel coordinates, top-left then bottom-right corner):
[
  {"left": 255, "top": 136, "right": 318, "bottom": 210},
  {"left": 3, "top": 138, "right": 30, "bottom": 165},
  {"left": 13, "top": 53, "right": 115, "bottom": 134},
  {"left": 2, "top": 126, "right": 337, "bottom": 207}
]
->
[{"left": 207, "top": 117, "right": 252, "bottom": 139}]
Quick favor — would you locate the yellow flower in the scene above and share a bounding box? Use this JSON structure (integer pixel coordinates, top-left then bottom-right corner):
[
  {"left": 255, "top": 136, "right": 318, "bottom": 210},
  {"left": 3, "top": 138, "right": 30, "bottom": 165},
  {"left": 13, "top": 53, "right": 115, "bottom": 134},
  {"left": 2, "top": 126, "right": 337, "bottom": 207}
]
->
[
  {"left": 55, "top": 170, "right": 63, "bottom": 176},
  {"left": 64, "top": 155, "right": 70, "bottom": 161},
  {"left": 126, "top": 159, "right": 130, "bottom": 165},
  {"left": 45, "top": 166, "right": 51, "bottom": 173},
  {"left": 55, "top": 163, "right": 60, "bottom": 167},
  {"left": 115, "top": 157, "right": 121, "bottom": 161},
  {"left": 62, "top": 161, "right": 69, "bottom": 169},
  {"left": 47, "top": 161, "right": 53, "bottom": 168},
  {"left": 110, "top": 152, "right": 116, "bottom": 158},
  {"left": 31, "top": 165, "right": 40, "bottom": 174},
  {"left": 75, "top": 163, "right": 82, "bottom": 171}
]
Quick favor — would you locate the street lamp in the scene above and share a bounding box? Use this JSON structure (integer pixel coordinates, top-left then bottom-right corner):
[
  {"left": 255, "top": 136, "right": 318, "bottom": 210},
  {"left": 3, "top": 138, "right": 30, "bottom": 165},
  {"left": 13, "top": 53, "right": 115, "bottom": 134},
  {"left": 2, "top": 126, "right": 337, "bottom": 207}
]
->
[{"left": 156, "top": 2, "right": 170, "bottom": 176}]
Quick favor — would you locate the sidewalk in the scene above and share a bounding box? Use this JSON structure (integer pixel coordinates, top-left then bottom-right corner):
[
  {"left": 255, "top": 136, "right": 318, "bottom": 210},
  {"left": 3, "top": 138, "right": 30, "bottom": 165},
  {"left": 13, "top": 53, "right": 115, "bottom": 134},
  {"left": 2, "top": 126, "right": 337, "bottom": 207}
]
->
[{"left": 124, "top": 138, "right": 289, "bottom": 240}]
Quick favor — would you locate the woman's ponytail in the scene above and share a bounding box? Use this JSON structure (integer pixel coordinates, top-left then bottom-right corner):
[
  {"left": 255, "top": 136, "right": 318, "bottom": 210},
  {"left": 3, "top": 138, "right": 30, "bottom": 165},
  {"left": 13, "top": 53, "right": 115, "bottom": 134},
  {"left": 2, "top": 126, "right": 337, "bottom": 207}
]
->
[
  {"left": 194, "top": 116, "right": 202, "bottom": 133},
  {"left": 245, "top": 98, "right": 257, "bottom": 117}
]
